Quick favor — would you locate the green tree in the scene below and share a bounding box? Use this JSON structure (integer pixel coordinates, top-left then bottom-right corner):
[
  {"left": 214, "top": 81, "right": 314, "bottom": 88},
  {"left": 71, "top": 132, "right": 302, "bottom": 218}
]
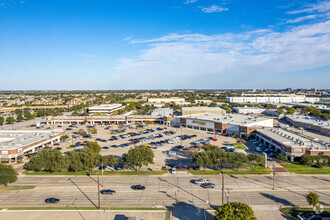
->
[
  {"left": 14, "top": 109, "right": 23, "bottom": 115},
  {"left": 66, "top": 151, "right": 83, "bottom": 172},
  {"left": 87, "top": 127, "right": 97, "bottom": 134},
  {"left": 214, "top": 202, "right": 256, "bottom": 220},
  {"left": 122, "top": 146, "right": 154, "bottom": 171},
  {"left": 85, "top": 141, "right": 101, "bottom": 154},
  {"left": 6, "top": 117, "right": 15, "bottom": 124},
  {"left": 24, "top": 110, "right": 34, "bottom": 119},
  {"left": 78, "top": 129, "right": 87, "bottom": 136},
  {"left": 247, "top": 153, "right": 265, "bottom": 171},
  {"left": 286, "top": 107, "right": 296, "bottom": 115},
  {"left": 60, "top": 135, "right": 69, "bottom": 142},
  {"left": 0, "top": 117, "right": 4, "bottom": 125},
  {"left": 100, "top": 155, "right": 119, "bottom": 166},
  {"left": 16, "top": 114, "right": 24, "bottom": 121},
  {"left": 306, "top": 191, "right": 319, "bottom": 210},
  {"left": 301, "top": 154, "right": 313, "bottom": 166},
  {"left": 276, "top": 108, "right": 284, "bottom": 115},
  {"left": 25, "top": 149, "right": 67, "bottom": 172},
  {"left": 71, "top": 111, "right": 80, "bottom": 116},
  {"left": 0, "top": 164, "right": 18, "bottom": 186}
]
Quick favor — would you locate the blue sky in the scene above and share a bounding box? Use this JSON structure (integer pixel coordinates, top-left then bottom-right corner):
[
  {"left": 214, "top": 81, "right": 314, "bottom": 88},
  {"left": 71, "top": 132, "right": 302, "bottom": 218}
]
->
[{"left": 0, "top": 0, "right": 329, "bottom": 90}]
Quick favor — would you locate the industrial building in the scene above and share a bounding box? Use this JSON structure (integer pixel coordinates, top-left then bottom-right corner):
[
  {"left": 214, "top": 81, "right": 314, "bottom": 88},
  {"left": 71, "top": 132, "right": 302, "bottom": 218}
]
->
[
  {"left": 286, "top": 115, "right": 330, "bottom": 136},
  {"left": 232, "top": 107, "right": 265, "bottom": 114},
  {"left": 148, "top": 97, "right": 185, "bottom": 104},
  {"left": 256, "top": 128, "right": 330, "bottom": 162},
  {"left": 150, "top": 108, "right": 173, "bottom": 117},
  {"left": 172, "top": 113, "right": 273, "bottom": 136},
  {"left": 0, "top": 130, "right": 64, "bottom": 164},
  {"left": 181, "top": 107, "right": 226, "bottom": 116},
  {"left": 226, "top": 96, "right": 320, "bottom": 104},
  {"left": 87, "top": 104, "right": 123, "bottom": 114}
]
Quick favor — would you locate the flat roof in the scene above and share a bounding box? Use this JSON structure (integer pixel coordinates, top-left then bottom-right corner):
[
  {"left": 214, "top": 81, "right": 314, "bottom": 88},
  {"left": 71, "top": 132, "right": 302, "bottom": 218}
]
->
[
  {"left": 179, "top": 113, "right": 272, "bottom": 126},
  {"left": 258, "top": 128, "right": 330, "bottom": 150},
  {"left": 88, "top": 104, "right": 122, "bottom": 110},
  {"left": 182, "top": 107, "right": 224, "bottom": 111},
  {"left": 0, "top": 130, "right": 58, "bottom": 150},
  {"left": 286, "top": 115, "right": 330, "bottom": 129}
]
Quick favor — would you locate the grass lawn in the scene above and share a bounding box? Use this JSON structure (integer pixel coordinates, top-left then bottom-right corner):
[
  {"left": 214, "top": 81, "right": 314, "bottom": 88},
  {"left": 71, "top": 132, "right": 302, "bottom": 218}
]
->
[
  {"left": 281, "top": 163, "right": 330, "bottom": 174},
  {"left": 0, "top": 186, "right": 36, "bottom": 191},
  {"left": 189, "top": 166, "right": 271, "bottom": 175},
  {"left": 23, "top": 170, "right": 168, "bottom": 175},
  {"left": 66, "top": 146, "right": 75, "bottom": 149},
  {"left": 231, "top": 143, "right": 247, "bottom": 149},
  {"left": 281, "top": 207, "right": 330, "bottom": 219},
  {"left": 4, "top": 207, "right": 167, "bottom": 211}
]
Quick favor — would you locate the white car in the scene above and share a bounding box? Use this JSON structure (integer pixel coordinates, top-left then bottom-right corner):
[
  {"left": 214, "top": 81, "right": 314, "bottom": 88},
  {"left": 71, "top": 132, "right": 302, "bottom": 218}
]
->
[
  {"left": 256, "top": 147, "right": 262, "bottom": 152},
  {"left": 193, "top": 179, "right": 209, "bottom": 184},
  {"left": 171, "top": 168, "right": 176, "bottom": 174},
  {"left": 168, "top": 151, "right": 176, "bottom": 155}
]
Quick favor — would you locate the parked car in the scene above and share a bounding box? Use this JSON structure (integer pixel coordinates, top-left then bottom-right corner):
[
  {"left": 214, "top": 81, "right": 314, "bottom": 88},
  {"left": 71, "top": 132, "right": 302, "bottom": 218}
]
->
[
  {"left": 45, "top": 198, "right": 60, "bottom": 203},
  {"left": 201, "top": 183, "right": 215, "bottom": 188},
  {"left": 171, "top": 168, "right": 176, "bottom": 174},
  {"left": 100, "top": 189, "right": 116, "bottom": 195},
  {"left": 131, "top": 185, "right": 146, "bottom": 190}
]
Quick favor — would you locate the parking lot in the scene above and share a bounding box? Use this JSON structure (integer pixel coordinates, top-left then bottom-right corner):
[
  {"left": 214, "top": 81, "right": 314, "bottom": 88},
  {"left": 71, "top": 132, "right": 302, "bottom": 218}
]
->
[{"left": 24, "top": 123, "right": 240, "bottom": 170}]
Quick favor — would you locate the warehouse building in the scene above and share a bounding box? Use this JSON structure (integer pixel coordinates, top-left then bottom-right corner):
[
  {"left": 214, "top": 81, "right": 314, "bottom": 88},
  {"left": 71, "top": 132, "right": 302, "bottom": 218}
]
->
[
  {"left": 172, "top": 113, "right": 273, "bottom": 137},
  {"left": 148, "top": 97, "right": 185, "bottom": 104},
  {"left": 226, "top": 96, "right": 320, "bottom": 104},
  {"left": 256, "top": 128, "right": 330, "bottom": 162},
  {"left": 232, "top": 107, "right": 265, "bottom": 114},
  {"left": 0, "top": 130, "right": 64, "bottom": 164},
  {"left": 286, "top": 115, "right": 330, "bottom": 136},
  {"left": 150, "top": 108, "right": 173, "bottom": 117},
  {"left": 181, "top": 107, "right": 226, "bottom": 116},
  {"left": 87, "top": 104, "right": 123, "bottom": 114}
]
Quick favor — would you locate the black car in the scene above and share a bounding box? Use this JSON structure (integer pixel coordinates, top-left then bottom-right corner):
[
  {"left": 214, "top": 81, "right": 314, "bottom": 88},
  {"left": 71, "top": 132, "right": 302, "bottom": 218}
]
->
[
  {"left": 201, "top": 183, "right": 215, "bottom": 188},
  {"left": 45, "top": 198, "right": 60, "bottom": 203},
  {"left": 100, "top": 189, "right": 116, "bottom": 195},
  {"left": 102, "top": 146, "right": 110, "bottom": 149},
  {"left": 131, "top": 185, "right": 146, "bottom": 190}
]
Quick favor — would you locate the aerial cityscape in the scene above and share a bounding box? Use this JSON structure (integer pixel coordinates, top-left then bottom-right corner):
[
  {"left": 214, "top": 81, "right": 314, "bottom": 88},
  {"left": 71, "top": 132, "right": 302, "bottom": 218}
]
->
[{"left": 0, "top": 1, "right": 329, "bottom": 220}]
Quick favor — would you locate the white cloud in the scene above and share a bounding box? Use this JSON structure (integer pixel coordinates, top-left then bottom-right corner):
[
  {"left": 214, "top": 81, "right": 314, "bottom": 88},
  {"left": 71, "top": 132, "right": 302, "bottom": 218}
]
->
[
  {"left": 287, "top": 1, "right": 330, "bottom": 14},
  {"left": 184, "top": 0, "right": 197, "bottom": 4},
  {"left": 113, "top": 20, "right": 330, "bottom": 88},
  {"left": 201, "top": 5, "right": 228, "bottom": 13}
]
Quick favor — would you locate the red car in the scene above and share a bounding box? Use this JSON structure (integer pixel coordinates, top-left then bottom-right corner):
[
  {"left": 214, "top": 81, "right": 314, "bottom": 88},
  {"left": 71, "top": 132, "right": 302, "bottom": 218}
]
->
[
  {"left": 222, "top": 133, "right": 227, "bottom": 136},
  {"left": 183, "top": 148, "right": 189, "bottom": 151},
  {"left": 164, "top": 127, "right": 167, "bottom": 129},
  {"left": 54, "top": 143, "right": 60, "bottom": 146},
  {"left": 211, "top": 138, "right": 217, "bottom": 141}
]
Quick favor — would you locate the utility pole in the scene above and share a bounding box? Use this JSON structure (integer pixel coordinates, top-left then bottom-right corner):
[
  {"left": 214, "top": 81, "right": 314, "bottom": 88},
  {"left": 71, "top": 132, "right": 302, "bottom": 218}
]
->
[
  {"left": 98, "top": 171, "right": 101, "bottom": 209},
  {"left": 272, "top": 165, "right": 276, "bottom": 190},
  {"left": 180, "top": 123, "right": 183, "bottom": 146},
  {"left": 222, "top": 169, "right": 224, "bottom": 206},
  {"left": 102, "top": 163, "right": 104, "bottom": 186}
]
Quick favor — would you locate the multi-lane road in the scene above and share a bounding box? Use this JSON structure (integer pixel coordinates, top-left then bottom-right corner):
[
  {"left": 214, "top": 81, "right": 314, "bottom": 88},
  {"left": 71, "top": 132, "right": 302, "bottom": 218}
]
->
[{"left": 1, "top": 174, "right": 329, "bottom": 209}]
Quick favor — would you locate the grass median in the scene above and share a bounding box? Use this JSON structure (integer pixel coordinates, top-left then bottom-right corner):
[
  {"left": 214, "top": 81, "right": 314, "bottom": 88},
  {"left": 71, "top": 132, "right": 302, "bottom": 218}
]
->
[
  {"left": 281, "top": 163, "right": 330, "bottom": 174},
  {"left": 280, "top": 207, "right": 330, "bottom": 219},
  {"left": 189, "top": 166, "right": 271, "bottom": 175},
  {"left": 231, "top": 143, "right": 247, "bottom": 150},
  {"left": 0, "top": 186, "right": 36, "bottom": 191},
  {"left": 23, "top": 170, "right": 168, "bottom": 175}
]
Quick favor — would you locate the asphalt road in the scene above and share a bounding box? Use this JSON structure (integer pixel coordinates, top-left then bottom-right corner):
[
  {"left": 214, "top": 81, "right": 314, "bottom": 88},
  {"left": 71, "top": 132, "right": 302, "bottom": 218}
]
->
[{"left": 1, "top": 175, "right": 329, "bottom": 209}]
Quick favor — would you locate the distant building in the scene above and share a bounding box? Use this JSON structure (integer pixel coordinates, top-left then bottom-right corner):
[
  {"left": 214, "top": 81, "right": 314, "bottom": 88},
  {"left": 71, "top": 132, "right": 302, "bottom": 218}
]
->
[
  {"left": 148, "top": 97, "right": 185, "bottom": 104},
  {"left": 182, "top": 107, "right": 226, "bottom": 116},
  {"left": 150, "top": 108, "right": 173, "bottom": 117},
  {"left": 285, "top": 115, "right": 330, "bottom": 136},
  {"left": 87, "top": 104, "right": 123, "bottom": 114},
  {"left": 226, "top": 96, "right": 320, "bottom": 104},
  {"left": 232, "top": 107, "right": 265, "bottom": 114},
  {"left": 194, "top": 100, "right": 213, "bottom": 105}
]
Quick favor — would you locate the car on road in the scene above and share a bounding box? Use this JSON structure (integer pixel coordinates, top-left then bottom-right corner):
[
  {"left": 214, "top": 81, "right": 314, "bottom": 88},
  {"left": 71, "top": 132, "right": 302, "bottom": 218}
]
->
[
  {"left": 200, "top": 183, "right": 215, "bottom": 188},
  {"left": 102, "top": 146, "right": 110, "bottom": 149},
  {"left": 45, "top": 198, "right": 60, "bottom": 203},
  {"left": 191, "top": 178, "right": 209, "bottom": 184},
  {"left": 100, "top": 189, "right": 116, "bottom": 195},
  {"left": 171, "top": 168, "right": 176, "bottom": 174},
  {"left": 131, "top": 185, "right": 146, "bottom": 190}
]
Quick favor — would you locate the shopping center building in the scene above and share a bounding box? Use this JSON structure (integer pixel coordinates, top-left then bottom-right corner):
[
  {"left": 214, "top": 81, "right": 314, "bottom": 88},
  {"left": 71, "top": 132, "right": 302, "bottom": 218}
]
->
[{"left": 0, "top": 130, "right": 64, "bottom": 164}]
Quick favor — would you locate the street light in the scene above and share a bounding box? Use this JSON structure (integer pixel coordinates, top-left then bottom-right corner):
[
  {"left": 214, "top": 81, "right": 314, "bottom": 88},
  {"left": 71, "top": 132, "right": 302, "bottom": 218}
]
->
[{"left": 272, "top": 165, "right": 276, "bottom": 190}]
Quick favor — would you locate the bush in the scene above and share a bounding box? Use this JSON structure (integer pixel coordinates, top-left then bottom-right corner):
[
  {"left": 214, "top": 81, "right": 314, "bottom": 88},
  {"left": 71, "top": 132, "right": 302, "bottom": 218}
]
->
[
  {"left": 0, "top": 164, "right": 17, "bottom": 186},
  {"left": 214, "top": 202, "right": 256, "bottom": 220}
]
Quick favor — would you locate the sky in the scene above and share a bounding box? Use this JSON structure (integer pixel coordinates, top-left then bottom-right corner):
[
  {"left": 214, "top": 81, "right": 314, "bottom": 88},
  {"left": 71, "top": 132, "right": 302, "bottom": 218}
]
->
[{"left": 0, "top": 0, "right": 329, "bottom": 90}]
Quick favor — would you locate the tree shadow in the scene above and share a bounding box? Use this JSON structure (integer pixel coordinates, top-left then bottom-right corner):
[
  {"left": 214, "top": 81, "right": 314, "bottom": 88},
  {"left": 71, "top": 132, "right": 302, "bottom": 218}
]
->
[
  {"left": 259, "top": 192, "right": 292, "bottom": 206},
  {"left": 166, "top": 201, "right": 208, "bottom": 220},
  {"left": 114, "top": 214, "right": 129, "bottom": 220},
  {"left": 68, "top": 178, "right": 98, "bottom": 208},
  {"left": 165, "top": 158, "right": 192, "bottom": 168}
]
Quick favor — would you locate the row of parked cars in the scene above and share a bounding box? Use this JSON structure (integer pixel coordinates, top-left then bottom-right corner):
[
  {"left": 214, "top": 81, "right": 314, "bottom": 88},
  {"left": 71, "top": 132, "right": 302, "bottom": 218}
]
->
[
  {"left": 251, "top": 139, "right": 280, "bottom": 157},
  {"left": 191, "top": 137, "right": 217, "bottom": 146}
]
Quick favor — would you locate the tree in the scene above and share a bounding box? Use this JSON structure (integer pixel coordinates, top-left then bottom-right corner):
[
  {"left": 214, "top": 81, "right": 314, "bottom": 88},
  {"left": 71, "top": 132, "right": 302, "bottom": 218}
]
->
[
  {"left": 301, "top": 154, "right": 313, "bottom": 166},
  {"left": 122, "top": 146, "right": 154, "bottom": 171},
  {"left": 87, "top": 127, "right": 97, "bottom": 134},
  {"left": 6, "top": 117, "right": 15, "bottom": 124},
  {"left": 286, "top": 107, "right": 296, "bottom": 115},
  {"left": 0, "top": 117, "right": 4, "bottom": 125},
  {"left": 60, "top": 135, "right": 69, "bottom": 142},
  {"left": 85, "top": 141, "right": 101, "bottom": 154},
  {"left": 71, "top": 111, "right": 80, "bottom": 116},
  {"left": 214, "top": 202, "right": 256, "bottom": 220},
  {"left": 24, "top": 110, "right": 34, "bottom": 119},
  {"left": 16, "top": 114, "right": 24, "bottom": 121},
  {"left": 276, "top": 108, "right": 284, "bottom": 115},
  {"left": 14, "top": 109, "right": 23, "bottom": 115},
  {"left": 306, "top": 191, "right": 319, "bottom": 210},
  {"left": 25, "top": 149, "right": 67, "bottom": 172},
  {"left": 78, "top": 129, "right": 87, "bottom": 136},
  {"left": 247, "top": 153, "right": 265, "bottom": 171},
  {"left": 100, "top": 155, "right": 119, "bottom": 166},
  {"left": 0, "top": 164, "right": 18, "bottom": 186}
]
